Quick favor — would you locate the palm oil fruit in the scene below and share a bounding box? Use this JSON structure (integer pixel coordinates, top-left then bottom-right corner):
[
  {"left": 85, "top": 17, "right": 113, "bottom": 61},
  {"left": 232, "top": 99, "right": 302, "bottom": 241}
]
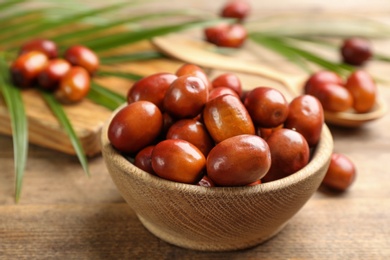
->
[
  {"left": 203, "top": 94, "right": 255, "bottom": 143},
  {"left": 211, "top": 73, "right": 243, "bottom": 96},
  {"left": 284, "top": 95, "right": 324, "bottom": 147},
  {"left": 134, "top": 145, "right": 156, "bottom": 175},
  {"left": 19, "top": 38, "right": 58, "bottom": 59},
  {"left": 345, "top": 70, "right": 377, "bottom": 113},
  {"left": 127, "top": 72, "right": 178, "bottom": 110},
  {"left": 38, "top": 59, "right": 71, "bottom": 90},
  {"left": 175, "top": 63, "right": 211, "bottom": 91},
  {"left": 108, "top": 101, "right": 163, "bottom": 154},
  {"left": 244, "top": 87, "right": 289, "bottom": 128},
  {"left": 321, "top": 153, "right": 356, "bottom": 191},
  {"left": 151, "top": 139, "right": 206, "bottom": 184},
  {"left": 262, "top": 129, "right": 310, "bottom": 183},
  {"left": 64, "top": 45, "right": 99, "bottom": 75},
  {"left": 204, "top": 23, "right": 247, "bottom": 48},
  {"left": 207, "top": 134, "right": 271, "bottom": 186},
  {"left": 54, "top": 66, "right": 91, "bottom": 103},
  {"left": 166, "top": 119, "right": 214, "bottom": 156},
  {"left": 309, "top": 83, "right": 353, "bottom": 113},
  {"left": 10, "top": 51, "right": 49, "bottom": 88},
  {"left": 220, "top": 0, "right": 251, "bottom": 21},
  {"left": 304, "top": 70, "right": 344, "bottom": 95},
  {"left": 163, "top": 75, "right": 208, "bottom": 119},
  {"left": 340, "top": 37, "right": 372, "bottom": 66}
]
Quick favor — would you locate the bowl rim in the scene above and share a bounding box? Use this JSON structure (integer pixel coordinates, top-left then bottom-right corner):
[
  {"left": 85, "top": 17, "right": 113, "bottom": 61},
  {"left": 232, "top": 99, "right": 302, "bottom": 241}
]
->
[{"left": 101, "top": 104, "right": 333, "bottom": 196}]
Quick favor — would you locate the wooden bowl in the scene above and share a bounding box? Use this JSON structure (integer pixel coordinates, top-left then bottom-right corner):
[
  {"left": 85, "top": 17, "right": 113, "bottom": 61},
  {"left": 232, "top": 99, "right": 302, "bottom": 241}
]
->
[{"left": 101, "top": 109, "right": 333, "bottom": 252}]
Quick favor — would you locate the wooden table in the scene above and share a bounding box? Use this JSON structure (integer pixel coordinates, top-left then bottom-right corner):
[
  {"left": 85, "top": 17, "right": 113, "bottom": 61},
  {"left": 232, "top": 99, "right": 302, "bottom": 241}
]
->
[{"left": 1, "top": 1, "right": 390, "bottom": 259}]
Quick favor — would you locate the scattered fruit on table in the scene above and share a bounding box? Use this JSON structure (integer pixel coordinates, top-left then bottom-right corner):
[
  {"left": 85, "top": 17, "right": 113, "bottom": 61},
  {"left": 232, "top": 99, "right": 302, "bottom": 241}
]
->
[
  {"left": 220, "top": 0, "right": 251, "bottom": 21},
  {"left": 321, "top": 153, "right": 357, "bottom": 191},
  {"left": 9, "top": 38, "right": 99, "bottom": 104},
  {"left": 340, "top": 37, "right": 372, "bottom": 66},
  {"left": 304, "top": 69, "right": 377, "bottom": 114}
]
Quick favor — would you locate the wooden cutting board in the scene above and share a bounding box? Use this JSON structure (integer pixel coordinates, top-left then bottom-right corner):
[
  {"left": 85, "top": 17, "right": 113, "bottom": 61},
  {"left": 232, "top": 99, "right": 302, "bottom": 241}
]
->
[{"left": 0, "top": 41, "right": 183, "bottom": 157}]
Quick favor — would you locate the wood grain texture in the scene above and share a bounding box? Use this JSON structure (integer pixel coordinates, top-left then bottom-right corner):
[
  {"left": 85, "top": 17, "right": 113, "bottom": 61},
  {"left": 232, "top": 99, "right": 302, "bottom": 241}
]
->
[{"left": 2, "top": 0, "right": 390, "bottom": 259}]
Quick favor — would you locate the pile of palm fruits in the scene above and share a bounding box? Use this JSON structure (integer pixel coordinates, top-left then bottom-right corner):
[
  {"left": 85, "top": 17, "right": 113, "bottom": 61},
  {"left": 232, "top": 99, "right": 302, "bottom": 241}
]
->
[
  {"left": 9, "top": 38, "right": 99, "bottom": 103},
  {"left": 108, "top": 63, "right": 328, "bottom": 187}
]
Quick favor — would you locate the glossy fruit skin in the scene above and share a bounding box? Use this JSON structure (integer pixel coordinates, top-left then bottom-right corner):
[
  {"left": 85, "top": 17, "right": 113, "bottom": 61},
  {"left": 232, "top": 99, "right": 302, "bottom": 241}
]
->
[
  {"left": 203, "top": 94, "right": 255, "bottom": 143},
  {"left": 262, "top": 129, "right": 310, "bottom": 183},
  {"left": 10, "top": 51, "right": 49, "bottom": 88},
  {"left": 151, "top": 139, "right": 206, "bottom": 184},
  {"left": 247, "top": 179, "right": 262, "bottom": 186},
  {"left": 54, "top": 66, "right": 91, "bottom": 103},
  {"left": 127, "top": 73, "right": 177, "bottom": 110},
  {"left": 244, "top": 87, "right": 289, "bottom": 128},
  {"left": 166, "top": 119, "right": 214, "bottom": 156},
  {"left": 345, "top": 70, "right": 376, "bottom": 113},
  {"left": 108, "top": 101, "right": 163, "bottom": 154},
  {"left": 163, "top": 75, "right": 208, "bottom": 119},
  {"left": 204, "top": 23, "right": 247, "bottom": 48},
  {"left": 221, "top": 0, "right": 250, "bottom": 21},
  {"left": 212, "top": 73, "right": 242, "bottom": 96},
  {"left": 284, "top": 95, "right": 324, "bottom": 147},
  {"left": 341, "top": 37, "right": 372, "bottom": 66},
  {"left": 134, "top": 145, "right": 156, "bottom": 175},
  {"left": 207, "top": 134, "right": 271, "bottom": 187},
  {"left": 256, "top": 124, "right": 283, "bottom": 140},
  {"left": 209, "top": 87, "right": 239, "bottom": 101},
  {"left": 310, "top": 83, "right": 353, "bottom": 112},
  {"left": 176, "top": 63, "right": 211, "bottom": 90},
  {"left": 161, "top": 112, "right": 176, "bottom": 137},
  {"left": 322, "top": 153, "right": 356, "bottom": 191},
  {"left": 304, "top": 70, "right": 344, "bottom": 95},
  {"left": 38, "top": 59, "right": 71, "bottom": 90},
  {"left": 197, "top": 175, "right": 215, "bottom": 187},
  {"left": 19, "top": 39, "right": 58, "bottom": 59},
  {"left": 64, "top": 45, "right": 99, "bottom": 75}
]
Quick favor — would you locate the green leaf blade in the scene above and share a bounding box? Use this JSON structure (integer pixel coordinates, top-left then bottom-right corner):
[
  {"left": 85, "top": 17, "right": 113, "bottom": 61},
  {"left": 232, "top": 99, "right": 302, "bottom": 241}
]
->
[
  {"left": 87, "top": 82, "right": 126, "bottom": 110},
  {"left": 85, "top": 18, "right": 227, "bottom": 52},
  {"left": 100, "top": 51, "right": 164, "bottom": 65},
  {"left": 41, "top": 92, "right": 90, "bottom": 176},
  {"left": 0, "top": 56, "right": 28, "bottom": 202}
]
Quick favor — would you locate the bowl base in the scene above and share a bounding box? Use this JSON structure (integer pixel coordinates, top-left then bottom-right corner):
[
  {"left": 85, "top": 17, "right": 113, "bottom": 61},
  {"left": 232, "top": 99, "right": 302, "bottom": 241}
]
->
[{"left": 138, "top": 215, "right": 288, "bottom": 252}]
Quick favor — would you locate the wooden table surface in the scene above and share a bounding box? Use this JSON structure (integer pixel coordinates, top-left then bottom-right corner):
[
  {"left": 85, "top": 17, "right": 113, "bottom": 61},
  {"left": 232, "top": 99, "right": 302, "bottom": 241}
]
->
[{"left": 1, "top": 1, "right": 390, "bottom": 259}]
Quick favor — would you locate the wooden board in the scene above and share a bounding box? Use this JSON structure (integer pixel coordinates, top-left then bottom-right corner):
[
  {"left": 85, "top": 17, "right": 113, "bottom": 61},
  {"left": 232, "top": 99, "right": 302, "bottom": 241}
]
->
[{"left": 0, "top": 42, "right": 182, "bottom": 156}]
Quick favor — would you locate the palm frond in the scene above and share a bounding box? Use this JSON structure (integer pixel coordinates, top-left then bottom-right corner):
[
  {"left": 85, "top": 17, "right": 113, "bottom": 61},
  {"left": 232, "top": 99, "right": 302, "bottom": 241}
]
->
[
  {"left": 52, "top": 10, "right": 190, "bottom": 45},
  {"left": 0, "top": 55, "right": 28, "bottom": 203},
  {"left": 1, "top": 2, "right": 130, "bottom": 48},
  {"left": 250, "top": 33, "right": 355, "bottom": 76},
  {"left": 100, "top": 51, "right": 164, "bottom": 64},
  {"left": 83, "top": 18, "right": 226, "bottom": 52},
  {"left": 0, "top": 0, "right": 26, "bottom": 12},
  {"left": 88, "top": 82, "right": 127, "bottom": 110},
  {"left": 41, "top": 92, "right": 90, "bottom": 176}
]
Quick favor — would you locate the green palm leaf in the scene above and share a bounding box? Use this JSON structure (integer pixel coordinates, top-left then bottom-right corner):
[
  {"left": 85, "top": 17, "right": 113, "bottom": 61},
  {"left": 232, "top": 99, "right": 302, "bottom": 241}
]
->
[
  {"left": 0, "top": 55, "right": 28, "bottom": 202},
  {"left": 250, "top": 33, "right": 355, "bottom": 76},
  {"left": 88, "top": 82, "right": 127, "bottom": 110},
  {"left": 0, "top": 0, "right": 26, "bottom": 12},
  {"left": 41, "top": 92, "right": 90, "bottom": 176},
  {"left": 1, "top": 2, "right": 130, "bottom": 48},
  {"left": 100, "top": 51, "right": 164, "bottom": 64},
  {"left": 52, "top": 10, "right": 190, "bottom": 45},
  {"left": 83, "top": 19, "right": 226, "bottom": 52}
]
